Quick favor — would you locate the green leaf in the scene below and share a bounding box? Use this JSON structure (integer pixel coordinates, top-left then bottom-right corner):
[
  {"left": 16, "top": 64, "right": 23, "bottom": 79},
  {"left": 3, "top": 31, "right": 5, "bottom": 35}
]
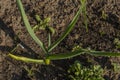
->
[
  {"left": 46, "top": 49, "right": 85, "bottom": 60},
  {"left": 46, "top": 48, "right": 120, "bottom": 60},
  {"left": 35, "top": 15, "right": 41, "bottom": 22},
  {"left": 48, "top": 6, "right": 82, "bottom": 52},
  {"left": 48, "top": 27, "right": 55, "bottom": 35},
  {"left": 16, "top": 0, "right": 47, "bottom": 53},
  {"left": 88, "top": 50, "right": 120, "bottom": 56},
  {"left": 8, "top": 53, "right": 45, "bottom": 64},
  {"left": 44, "top": 17, "right": 51, "bottom": 23}
]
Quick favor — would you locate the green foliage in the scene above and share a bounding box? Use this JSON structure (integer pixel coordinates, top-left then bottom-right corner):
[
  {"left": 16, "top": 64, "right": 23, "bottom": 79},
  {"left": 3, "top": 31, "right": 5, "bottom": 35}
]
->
[
  {"left": 8, "top": 0, "right": 120, "bottom": 65},
  {"left": 9, "top": 0, "right": 83, "bottom": 64},
  {"left": 16, "top": 0, "right": 47, "bottom": 53},
  {"left": 33, "top": 15, "right": 55, "bottom": 35},
  {"left": 47, "top": 5, "right": 82, "bottom": 52},
  {"left": 8, "top": 54, "right": 45, "bottom": 64},
  {"left": 68, "top": 61, "right": 105, "bottom": 80}
]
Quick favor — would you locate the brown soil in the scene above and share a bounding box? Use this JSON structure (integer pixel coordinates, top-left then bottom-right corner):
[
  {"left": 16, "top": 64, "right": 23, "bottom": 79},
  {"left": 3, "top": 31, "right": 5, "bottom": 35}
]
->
[{"left": 0, "top": 0, "right": 120, "bottom": 80}]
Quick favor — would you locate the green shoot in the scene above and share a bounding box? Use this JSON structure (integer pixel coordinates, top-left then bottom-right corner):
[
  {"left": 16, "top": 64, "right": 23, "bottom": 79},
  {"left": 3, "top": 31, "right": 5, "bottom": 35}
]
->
[
  {"left": 8, "top": 53, "right": 45, "bottom": 64},
  {"left": 35, "top": 15, "right": 42, "bottom": 22},
  {"left": 48, "top": 6, "right": 82, "bottom": 52},
  {"left": 8, "top": 0, "right": 120, "bottom": 65},
  {"left": 33, "top": 15, "right": 55, "bottom": 35},
  {"left": 46, "top": 49, "right": 85, "bottom": 60},
  {"left": 88, "top": 50, "right": 120, "bottom": 56},
  {"left": 16, "top": 0, "right": 47, "bottom": 53}
]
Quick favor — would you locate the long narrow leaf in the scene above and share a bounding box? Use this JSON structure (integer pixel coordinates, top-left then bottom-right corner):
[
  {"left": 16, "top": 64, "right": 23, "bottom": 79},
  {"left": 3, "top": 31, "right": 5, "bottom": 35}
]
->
[
  {"left": 79, "top": 48, "right": 120, "bottom": 56},
  {"left": 88, "top": 50, "right": 120, "bottom": 56},
  {"left": 48, "top": 7, "right": 82, "bottom": 52},
  {"left": 16, "top": 0, "right": 47, "bottom": 53},
  {"left": 8, "top": 53, "right": 45, "bottom": 64},
  {"left": 46, "top": 49, "right": 120, "bottom": 60},
  {"left": 46, "top": 49, "right": 85, "bottom": 60}
]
